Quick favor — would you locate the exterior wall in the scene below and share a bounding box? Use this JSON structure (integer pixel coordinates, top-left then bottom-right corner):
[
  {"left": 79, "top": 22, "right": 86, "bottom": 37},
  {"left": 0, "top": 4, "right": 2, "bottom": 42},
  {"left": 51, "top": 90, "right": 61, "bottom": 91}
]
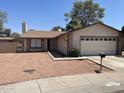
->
[
  {"left": 118, "top": 33, "right": 124, "bottom": 55},
  {"left": 58, "top": 34, "right": 68, "bottom": 55},
  {"left": 0, "top": 41, "right": 17, "bottom": 53},
  {"left": 72, "top": 24, "right": 119, "bottom": 50},
  {"left": 68, "top": 32, "right": 73, "bottom": 51},
  {"left": 23, "top": 39, "right": 27, "bottom": 52},
  {"left": 44, "top": 39, "right": 48, "bottom": 51}
]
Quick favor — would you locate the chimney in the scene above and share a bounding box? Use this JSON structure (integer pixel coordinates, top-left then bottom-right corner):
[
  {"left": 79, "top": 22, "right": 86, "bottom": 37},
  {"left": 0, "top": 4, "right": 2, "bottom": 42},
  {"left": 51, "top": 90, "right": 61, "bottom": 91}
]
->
[{"left": 22, "top": 21, "right": 27, "bottom": 33}]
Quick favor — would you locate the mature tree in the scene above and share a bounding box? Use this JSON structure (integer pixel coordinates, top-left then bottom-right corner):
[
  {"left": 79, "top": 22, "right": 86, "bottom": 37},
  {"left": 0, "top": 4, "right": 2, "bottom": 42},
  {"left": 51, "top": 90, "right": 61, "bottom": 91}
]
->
[
  {"left": 11, "top": 32, "right": 20, "bottom": 37},
  {"left": 11, "top": 32, "right": 20, "bottom": 42},
  {"left": 0, "top": 10, "right": 7, "bottom": 32},
  {"left": 0, "top": 28, "right": 11, "bottom": 37},
  {"left": 4, "top": 28, "right": 11, "bottom": 37},
  {"left": 51, "top": 26, "right": 65, "bottom": 31},
  {"left": 65, "top": 0, "right": 105, "bottom": 30},
  {"left": 122, "top": 25, "right": 124, "bottom": 32}
]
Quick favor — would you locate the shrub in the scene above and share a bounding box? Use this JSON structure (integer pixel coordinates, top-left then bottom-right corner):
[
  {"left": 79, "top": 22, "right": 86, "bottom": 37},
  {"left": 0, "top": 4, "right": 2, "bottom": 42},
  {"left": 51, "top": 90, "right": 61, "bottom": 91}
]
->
[
  {"left": 69, "top": 48, "right": 80, "bottom": 57},
  {"left": 122, "top": 25, "right": 124, "bottom": 32}
]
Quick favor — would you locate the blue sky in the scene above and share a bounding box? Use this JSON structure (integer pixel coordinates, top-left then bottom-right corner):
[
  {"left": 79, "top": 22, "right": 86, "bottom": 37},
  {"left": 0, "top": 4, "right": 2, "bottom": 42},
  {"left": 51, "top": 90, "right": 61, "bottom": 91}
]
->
[{"left": 0, "top": 0, "right": 124, "bottom": 33}]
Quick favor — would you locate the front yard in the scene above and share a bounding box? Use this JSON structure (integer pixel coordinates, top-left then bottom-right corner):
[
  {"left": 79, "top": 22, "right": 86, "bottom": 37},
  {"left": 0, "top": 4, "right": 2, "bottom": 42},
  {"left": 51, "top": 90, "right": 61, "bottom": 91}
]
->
[{"left": 0, "top": 52, "right": 111, "bottom": 85}]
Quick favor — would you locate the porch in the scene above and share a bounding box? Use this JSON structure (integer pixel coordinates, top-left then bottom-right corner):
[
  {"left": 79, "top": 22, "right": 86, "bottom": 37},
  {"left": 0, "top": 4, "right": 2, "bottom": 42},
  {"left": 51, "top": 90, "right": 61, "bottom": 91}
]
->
[{"left": 22, "top": 38, "right": 58, "bottom": 52}]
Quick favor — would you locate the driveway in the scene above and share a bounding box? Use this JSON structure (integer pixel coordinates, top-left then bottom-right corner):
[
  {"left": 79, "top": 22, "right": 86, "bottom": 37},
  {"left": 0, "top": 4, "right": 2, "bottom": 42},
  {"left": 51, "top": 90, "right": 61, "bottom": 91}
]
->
[
  {"left": 0, "top": 52, "right": 110, "bottom": 85},
  {"left": 86, "top": 56, "right": 124, "bottom": 72}
]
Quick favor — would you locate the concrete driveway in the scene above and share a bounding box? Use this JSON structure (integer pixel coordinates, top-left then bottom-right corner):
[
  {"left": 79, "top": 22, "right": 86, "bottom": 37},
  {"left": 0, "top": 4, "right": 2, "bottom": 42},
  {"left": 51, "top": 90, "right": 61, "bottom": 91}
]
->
[{"left": 86, "top": 56, "right": 124, "bottom": 72}]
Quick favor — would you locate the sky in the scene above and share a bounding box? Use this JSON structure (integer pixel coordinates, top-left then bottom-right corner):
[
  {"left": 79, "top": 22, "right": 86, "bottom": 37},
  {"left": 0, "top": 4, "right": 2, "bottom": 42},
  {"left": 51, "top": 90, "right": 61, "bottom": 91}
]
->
[{"left": 0, "top": 0, "right": 124, "bottom": 33}]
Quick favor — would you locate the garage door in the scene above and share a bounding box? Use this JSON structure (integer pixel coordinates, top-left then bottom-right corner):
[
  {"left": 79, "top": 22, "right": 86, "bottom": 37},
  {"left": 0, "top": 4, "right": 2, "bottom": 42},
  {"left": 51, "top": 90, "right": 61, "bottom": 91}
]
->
[{"left": 81, "top": 37, "right": 117, "bottom": 56}]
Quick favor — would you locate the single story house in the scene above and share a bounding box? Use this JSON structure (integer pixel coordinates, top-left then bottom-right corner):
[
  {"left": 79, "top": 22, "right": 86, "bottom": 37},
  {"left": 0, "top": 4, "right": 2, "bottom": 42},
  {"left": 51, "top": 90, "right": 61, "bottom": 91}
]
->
[{"left": 20, "top": 22, "right": 124, "bottom": 56}]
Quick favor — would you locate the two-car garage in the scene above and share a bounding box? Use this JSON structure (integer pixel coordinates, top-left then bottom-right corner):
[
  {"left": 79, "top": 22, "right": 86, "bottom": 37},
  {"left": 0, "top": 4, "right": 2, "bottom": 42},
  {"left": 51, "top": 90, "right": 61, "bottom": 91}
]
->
[
  {"left": 72, "top": 23, "right": 119, "bottom": 56},
  {"left": 80, "top": 37, "right": 117, "bottom": 56}
]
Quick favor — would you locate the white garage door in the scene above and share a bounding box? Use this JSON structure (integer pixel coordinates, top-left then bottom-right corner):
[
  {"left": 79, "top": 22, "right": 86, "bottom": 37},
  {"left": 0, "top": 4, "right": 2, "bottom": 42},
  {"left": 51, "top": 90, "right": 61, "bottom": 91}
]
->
[{"left": 81, "top": 37, "right": 117, "bottom": 56}]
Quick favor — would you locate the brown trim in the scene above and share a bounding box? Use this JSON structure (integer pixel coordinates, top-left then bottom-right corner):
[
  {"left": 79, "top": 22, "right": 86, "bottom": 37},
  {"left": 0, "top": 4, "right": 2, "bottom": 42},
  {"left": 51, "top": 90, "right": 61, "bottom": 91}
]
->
[
  {"left": 27, "top": 39, "right": 30, "bottom": 52},
  {"left": 67, "top": 33, "right": 69, "bottom": 55},
  {"left": 22, "top": 39, "right": 24, "bottom": 51},
  {"left": 79, "top": 36, "right": 81, "bottom": 56},
  {"left": 116, "top": 37, "right": 119, "bottom": 55}
]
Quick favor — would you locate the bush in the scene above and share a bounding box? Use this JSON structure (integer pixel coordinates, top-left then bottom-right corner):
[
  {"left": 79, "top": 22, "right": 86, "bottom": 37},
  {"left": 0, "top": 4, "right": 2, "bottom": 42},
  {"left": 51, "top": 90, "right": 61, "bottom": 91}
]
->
[{"left": 69, "top": 48, "right": 80, "bottom": 57}]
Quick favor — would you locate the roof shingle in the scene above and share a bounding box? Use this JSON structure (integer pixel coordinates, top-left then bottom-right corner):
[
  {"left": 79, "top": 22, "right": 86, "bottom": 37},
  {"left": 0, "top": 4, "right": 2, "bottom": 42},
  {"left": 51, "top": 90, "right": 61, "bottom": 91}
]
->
[{"left": 21, "top": 30, "right": 67, "bottom": 38}]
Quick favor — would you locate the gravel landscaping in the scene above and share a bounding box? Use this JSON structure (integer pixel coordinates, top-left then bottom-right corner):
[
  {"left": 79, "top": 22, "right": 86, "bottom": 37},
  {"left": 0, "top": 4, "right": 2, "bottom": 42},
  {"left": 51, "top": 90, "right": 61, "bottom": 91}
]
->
[{"left": 0, "top": 52, "right": 112, "bottom": 85}]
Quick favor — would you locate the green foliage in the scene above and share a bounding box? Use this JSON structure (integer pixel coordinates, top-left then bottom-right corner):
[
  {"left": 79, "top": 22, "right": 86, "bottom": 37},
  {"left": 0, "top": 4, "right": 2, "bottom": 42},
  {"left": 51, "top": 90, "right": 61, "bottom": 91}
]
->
[
  {"left": 65, "top": 0, "right": 105, "bottom": 31},
  {"left": 11, "top": 32, "right": 20, "bottom": 37},
  {"left": 10, "top": 32, "right": 20, "bottom": 42},
  {"left": 122, "top": 25, "right": 124, "bottom": 32},
  {"left": 4, "top": 28, "right": 11, "bottom": 37},
  {"left": 0, "top": 28, "right": 11, "bottom": 37},
  {"left": 0, "top": 10, "right": 7, "bottom": 32},
  {"left": 69, "top": 48, "right": 80, "bottom": 57},
  {"left": 51, "top": 26, "right": 65, "bottom": 31}
]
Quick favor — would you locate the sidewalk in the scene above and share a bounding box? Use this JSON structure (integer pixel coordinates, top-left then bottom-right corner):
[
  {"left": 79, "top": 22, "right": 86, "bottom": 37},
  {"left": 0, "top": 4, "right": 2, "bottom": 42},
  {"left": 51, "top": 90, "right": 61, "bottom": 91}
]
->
[{"left": 1, "top": 72, "right": 124, "bottom": 93}]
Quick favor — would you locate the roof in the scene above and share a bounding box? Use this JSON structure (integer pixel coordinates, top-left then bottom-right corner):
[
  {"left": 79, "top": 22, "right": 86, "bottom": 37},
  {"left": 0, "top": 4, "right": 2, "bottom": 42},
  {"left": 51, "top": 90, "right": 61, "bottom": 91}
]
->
[
  {"left": 21, "top": 22, "right": 120, "bottom": 38},
  {"left": 21, "top": 30, "right": 67, "bottom": 38},
  {"left": 70, "top": 22, "right": 120, "bottom": 33},
  {"left": 0, "top": 37, "right": 15, "bottom": 41}
]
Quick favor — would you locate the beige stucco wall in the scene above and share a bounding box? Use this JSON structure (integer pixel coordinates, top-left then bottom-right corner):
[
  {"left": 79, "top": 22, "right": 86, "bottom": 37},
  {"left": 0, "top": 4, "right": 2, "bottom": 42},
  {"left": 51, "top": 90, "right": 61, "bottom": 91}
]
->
[
  {"left": 0, "top": 42, "right": 17, "bottom": 53},
  {"left": 58, "top": 34, "right": 68, "bottom": 55},
  {"left": 72, "top": 24, "right": 119, "bottom": 49},
  {"left": 44, "top": 39, "right": 48, "bottom": 51},
  {"left": 23, "top": 39, "right": 27, "bottom": 52}
]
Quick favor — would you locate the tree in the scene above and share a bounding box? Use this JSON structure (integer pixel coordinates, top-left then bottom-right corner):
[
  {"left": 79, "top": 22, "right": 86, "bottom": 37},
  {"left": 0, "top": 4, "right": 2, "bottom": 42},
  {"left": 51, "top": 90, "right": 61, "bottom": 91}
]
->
[
  {"left": 11, "top": 32, "right": 20, "bottom": 42},
  {"left": 65, "top": 0, "right": 105, "bottom": 30},
  {"left": 11, "top": 32, "right": 20, "bottom": 37},
  {"left": 122, "top": 25, "right": 124, "bottom": 32},
  {"left": 0, "top": 10, "right": 7, "bottom": 32},
  {"left": 51, "top": 26, "right": 65, "bottom": 31},
  {"left": 4, "top": 28, "right": 11, "bottom": 37}
]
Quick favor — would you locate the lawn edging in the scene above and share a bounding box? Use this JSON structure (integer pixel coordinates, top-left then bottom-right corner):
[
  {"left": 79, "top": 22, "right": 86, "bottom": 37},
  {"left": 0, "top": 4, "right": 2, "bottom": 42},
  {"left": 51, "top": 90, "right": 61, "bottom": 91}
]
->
[{"left": 48, "top": 51, "right": 87, "bottom": 61}]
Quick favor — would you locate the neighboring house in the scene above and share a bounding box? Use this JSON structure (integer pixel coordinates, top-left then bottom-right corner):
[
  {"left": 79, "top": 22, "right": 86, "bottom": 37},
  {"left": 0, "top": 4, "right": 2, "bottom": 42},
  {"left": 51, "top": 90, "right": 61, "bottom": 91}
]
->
[
  {"left": 0, "top": 37, "right": 17, "bottom": 53},
  {"left": 20, "top": 22, "right": 124, "bottom": 56}
]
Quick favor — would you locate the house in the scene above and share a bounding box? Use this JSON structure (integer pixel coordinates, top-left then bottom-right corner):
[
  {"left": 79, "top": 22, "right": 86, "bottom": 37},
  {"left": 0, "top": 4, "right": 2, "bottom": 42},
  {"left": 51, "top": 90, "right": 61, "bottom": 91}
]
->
[
  {"left": 20, "top": 22, "right": 124, "bottom": 56},
  {"left": 0, "top": 37, "right": 17, "bottom": 53}
]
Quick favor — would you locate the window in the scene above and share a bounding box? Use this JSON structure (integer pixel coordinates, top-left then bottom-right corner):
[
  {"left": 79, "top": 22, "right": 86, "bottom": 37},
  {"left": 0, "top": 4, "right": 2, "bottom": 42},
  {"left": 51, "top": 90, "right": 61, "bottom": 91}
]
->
[
  {"left": 90, "top": 38, "right": 94, "bottom": 41},
  {"left": 86, "top": 38, "right": 89, "bottom": 41},
  {"left": 104, "top": 38, "right": 107, "bottom": 41},
  {"left": 100, "top": 38, "right": 103, "bottom": 41},
  {"left": 109, "top": 38, "right": 112, "bottom": 41},
  {"left": 81, "top": 38, "right": 85, "bottom": 41},
  {"left": 113, "top": 38, "right": 116, "bottom": 41},
  {"left": 95, "top": 38, "right": 98, "bottom": 41},
  {"left": 30, "top": 39, "right": 41, "bottom": 48}
]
